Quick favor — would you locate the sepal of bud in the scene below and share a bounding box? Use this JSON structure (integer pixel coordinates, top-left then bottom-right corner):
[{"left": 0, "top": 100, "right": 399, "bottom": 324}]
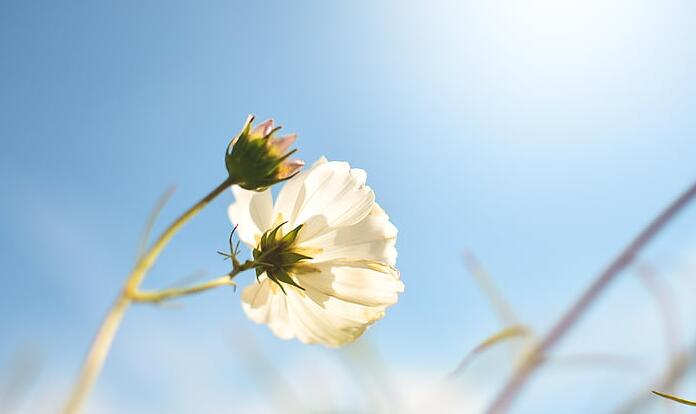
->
[{"left": 225, "top": 115, "right": 304, "bottom": 191}]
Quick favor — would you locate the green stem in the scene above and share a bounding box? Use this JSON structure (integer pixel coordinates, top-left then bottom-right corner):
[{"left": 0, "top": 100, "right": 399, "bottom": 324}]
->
[
  {"left": 63, "top": 176, "right": 235, "bottom": 414},
  {"left": 125, "top": 177, "right": 235, "bottom": 294},
  {"left": 62, "top": 296, "right": 129, "bottom": 414},
  {"left": 129, "top": 261, "right": 256, "bottom": 303},
  {"left": 129, "top": 276, "right": 234, "bottom": 302}
]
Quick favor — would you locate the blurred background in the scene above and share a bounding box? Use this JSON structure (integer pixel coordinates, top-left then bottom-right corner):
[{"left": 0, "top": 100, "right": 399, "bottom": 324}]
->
[{"left": 1, "top": 1, "right": 696, "bottom": 413}]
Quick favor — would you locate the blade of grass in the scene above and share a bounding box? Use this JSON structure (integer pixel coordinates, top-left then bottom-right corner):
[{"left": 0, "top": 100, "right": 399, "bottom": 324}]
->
[
  {"left": 0, "top": 347, "right": 42, "bottom": 414},
  {"left": 449, "top": 325, "right": 531, "bottom": 379},
  {"left": 463, "top": 251, "right": 520, "bottom": 327},
  {"left": 636, "top": 263, "right": 680, "bottom": 353},
  {"left": 540, "top": 353, "right": 644, "bottom": 373},
  {"left": 486, "top": 180, "right": 696, "bottom": 414},
  {"left": 227, "top": 327, "right": 304, "bottom": 414},
  {"left": 652, "top": 390, "right": 696, "bottom": 406},
  {"left": 136, "top": 186, "right": 176, "bottom": 259},
  {"left": 340, "top": 339, "right": 403, "bottom": 414}
]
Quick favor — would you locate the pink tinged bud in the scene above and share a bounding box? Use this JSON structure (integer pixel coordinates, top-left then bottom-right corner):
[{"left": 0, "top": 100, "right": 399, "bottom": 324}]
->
[
  {"left": 226, "top": 114, "right": 304, "bottom": 189},
  {"left": 251, "top": 119, "right": 274, "bottom": 137},
  {"left": 278, "top": 158, "right": 304, "bottom": 179},
  {"left": 269, "top": 133, "right": 297, "bottom": 154}
]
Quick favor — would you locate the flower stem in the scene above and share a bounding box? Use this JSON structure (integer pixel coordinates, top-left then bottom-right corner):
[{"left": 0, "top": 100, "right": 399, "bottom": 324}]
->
[
  {"left": 129, "top": 261, "right": 256, "bottom": 303},
  {"left": 125, "top": 177, "right": 236, "bottom": 295},
  {"left": 485, "top": 180, "right": 696, "bottom": 414},
  {"left": 128, "top": 275, "right": 234, "bottom": 302},
  {"left": 63, "top": 176, "right": 235, "bottom": 414},
  {"left": 62, "top": 296, "right": 129, "bottom": 414}
]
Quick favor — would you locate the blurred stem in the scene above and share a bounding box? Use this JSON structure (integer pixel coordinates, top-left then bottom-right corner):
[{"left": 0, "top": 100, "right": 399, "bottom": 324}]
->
[
  {"left": 636, "top": 263, "right": 681, "bottom": 365},
  {"left": 63, "top": 176, "right": 235, "bottom": 414},
  {"left": 485, "top": 180, "right": 696, "bottom": 414},
  {"left": 462, "top": 251, "right": 520, "bottom": 328},
  {"left": 136, "top": 186, "right": 176, "bottom": 259},
  {"left": 449, "top": 325, "right": 531, "bottom": 379},
  {"left": 62, "top": 296, "right": 129, "bottom": 414}
]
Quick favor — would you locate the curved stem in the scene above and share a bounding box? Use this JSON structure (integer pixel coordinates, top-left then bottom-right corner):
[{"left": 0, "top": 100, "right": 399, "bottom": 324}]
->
[
  {"left": 485, "top": 180, "right": 696, "bottom": 414},
  {"left": 129, "top": 275, "right": 234, "bottom": 302},
  {"left": 125, "top": 177, "right": 235, "bottom": 294},
  {"left": 129, "top": 261, "right": 256, "bottom": 303},
  {"left": 62, "top": 296, "right": 129, "bottom": 414},
  {"left": 63, "top": 176, "right": 235, "bottom": 414}
]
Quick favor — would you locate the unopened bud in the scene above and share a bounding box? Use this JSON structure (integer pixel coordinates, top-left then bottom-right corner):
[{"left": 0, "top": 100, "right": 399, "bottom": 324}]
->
[{"left": 225, "top": 115, "right": 304, "bottom": 191}]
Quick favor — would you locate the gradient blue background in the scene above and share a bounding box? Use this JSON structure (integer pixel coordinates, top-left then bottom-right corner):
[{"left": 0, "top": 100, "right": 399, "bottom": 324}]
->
[{"left": 1, "top": 1, "right": 695, "bottom": 413}]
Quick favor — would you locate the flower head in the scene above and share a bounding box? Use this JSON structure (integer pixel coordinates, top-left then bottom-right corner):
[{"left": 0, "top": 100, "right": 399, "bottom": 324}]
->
[
  {"left": 228, "top": 157, "right": 403, "bottom": 347},
  {"left": 252, "top": 221, "right": 310, "bottom": 293},
  {"left": 225, "top": 115, "right": 304, "bottom": 191}
]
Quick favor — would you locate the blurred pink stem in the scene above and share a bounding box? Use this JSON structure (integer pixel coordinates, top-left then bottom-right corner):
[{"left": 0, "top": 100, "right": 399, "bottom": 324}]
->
[{"left": 486, "top": 180, "right": 696, "bottom": 414}]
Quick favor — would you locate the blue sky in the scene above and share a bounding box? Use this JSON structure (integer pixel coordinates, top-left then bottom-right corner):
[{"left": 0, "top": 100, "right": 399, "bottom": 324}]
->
[{"left": 1, "top": 1, "right": 696, "bottom": 413}]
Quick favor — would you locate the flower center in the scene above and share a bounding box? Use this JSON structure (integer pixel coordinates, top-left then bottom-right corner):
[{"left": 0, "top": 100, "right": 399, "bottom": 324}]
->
[{"left": 253, "top": 222, "right": 312, "bottom": 293}]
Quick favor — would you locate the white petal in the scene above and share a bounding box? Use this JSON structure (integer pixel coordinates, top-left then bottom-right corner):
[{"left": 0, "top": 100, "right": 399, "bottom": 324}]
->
[
  {"left": 227, "top": 186, "right": 273, "bottom": 247},
  {"left": 290, "top": 161, "right": 375, "bottom": 241},
  {"left": 294, "top": 162, "right": 374, "bottom": 227},
  {"left": 241, "top": 275, "right": 391, "bottom": 346},
  {"left": 237, "top": 157, "right": 403, "bottom": 347},
  {"left": 285, "top": 288, "right": 368, "bottom": 346},
  {"left": 272, "top": 156, "right": 328, "bottom": 225},
  {"left": 241, "top": 278, "right": 294, "bottom": 339},
  {"left": 299, "top": 203, "right": 397, "bottom": 266},
  {"left": 298, "top": 261, "right": 404, "bottom": 308},
  {"left": 303, "top": 288, "right": 387, "bottom": 326}
]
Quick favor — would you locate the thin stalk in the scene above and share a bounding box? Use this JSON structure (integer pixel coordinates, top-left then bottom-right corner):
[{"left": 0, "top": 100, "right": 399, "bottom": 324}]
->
[
  {"left": 63, "top": 176, "right": 235, "bottom": 414},
  {"left": 129, "top": 261, "right": 256, "bottom": 303},
  {"left": 129, "top": 276, "right": 234, "bottom": 302},
  {"left": 62, "top": 297, "right": 129, "bottom": 414},
  {"left": 125, "top": 177, "right": 235, "bottom": 294},
  {"left": 636, "top": 263, "right": 680, "bottom": 363},
  {"left": 463, "top": 251, "right": 520, "bottom": 328},
  {"left": 485, "top": 180, "right": 696, "bottom": 414}
]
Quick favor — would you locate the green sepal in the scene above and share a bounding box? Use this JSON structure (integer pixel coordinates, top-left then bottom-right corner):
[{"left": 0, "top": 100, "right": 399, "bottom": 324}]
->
[
  {"left": 278, "top": 251, "right": 313, "bottom": 264},
  {"left": 251, "top": 222, "right": 311, "bottom": 293},
  {"left": 267, "top": 221, "right": 286, "bottom": 245},
  {"left": 269, "top": 268, "right": 305, "bottom": 293},
  {"left": 280, "top": 223, "right": 303, "bottom": 245},
  {"left": 225, "top": 119, "right": 299, "bottom": 192}
]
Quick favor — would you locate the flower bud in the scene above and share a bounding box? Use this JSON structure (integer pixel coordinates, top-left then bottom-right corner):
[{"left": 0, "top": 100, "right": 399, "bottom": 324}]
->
[{"left": 225, "top": 115, "right": 304, "bottom": 191}]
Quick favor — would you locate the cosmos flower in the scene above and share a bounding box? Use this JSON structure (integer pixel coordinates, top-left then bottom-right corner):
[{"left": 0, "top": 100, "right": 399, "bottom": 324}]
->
[
  {"left": 225, "top": 115, "right": 304, "bottom": 191},
  {"left": 228, "top": 157, "right": 403, "bottom": 346}
]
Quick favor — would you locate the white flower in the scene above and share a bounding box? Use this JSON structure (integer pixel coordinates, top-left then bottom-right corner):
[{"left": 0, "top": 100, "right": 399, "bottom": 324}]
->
[{"left": 228, "top": 157, "right": 404, "bottom": 347}]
